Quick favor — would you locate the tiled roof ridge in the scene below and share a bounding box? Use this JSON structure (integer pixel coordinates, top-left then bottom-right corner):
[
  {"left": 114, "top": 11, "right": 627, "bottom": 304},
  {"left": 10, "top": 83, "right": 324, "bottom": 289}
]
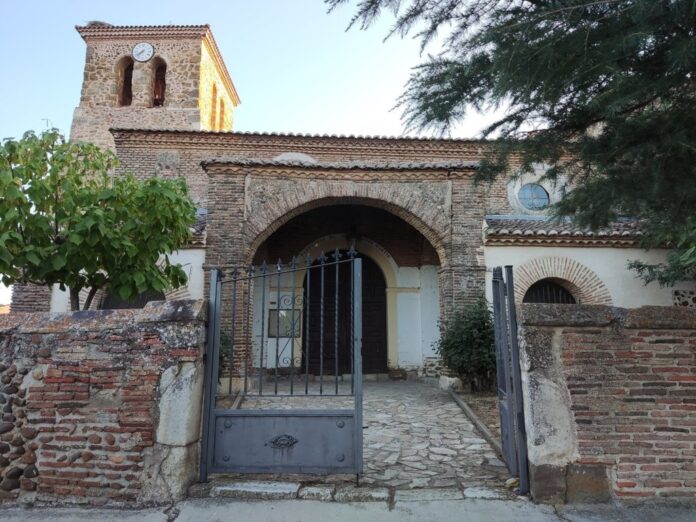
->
[
  {"left": 484, "top": 215, "right": 643, "bottom": 238},
  {"left": 202, "top": 156, "right": 479, "bottom": 170},
  {"left": 110, "top": 127, "right": 488, "bottom": 143},
  {"left": 76, "top": 23, "right": 210, "bottom": 36}
]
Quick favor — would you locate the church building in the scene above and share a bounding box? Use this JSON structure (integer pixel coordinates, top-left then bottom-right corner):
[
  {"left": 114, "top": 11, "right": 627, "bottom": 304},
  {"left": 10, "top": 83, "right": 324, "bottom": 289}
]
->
[{"left": 11, "top": 22, "right": 695, "bottom": 376}]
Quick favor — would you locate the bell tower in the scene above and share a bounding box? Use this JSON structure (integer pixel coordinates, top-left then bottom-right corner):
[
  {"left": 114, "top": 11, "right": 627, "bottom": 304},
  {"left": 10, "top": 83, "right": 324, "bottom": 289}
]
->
[{"left": 70, "top": 22, "right": 240, "bottom": 150}]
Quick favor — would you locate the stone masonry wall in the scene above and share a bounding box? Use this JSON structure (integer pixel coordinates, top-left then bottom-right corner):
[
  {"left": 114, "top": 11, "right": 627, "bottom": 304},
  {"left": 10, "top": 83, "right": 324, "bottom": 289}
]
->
[
  {"left": 0, "top": 300, "right": 206, "bottom": 507},
  {"left": 198, "top": 42, "right": 235, "bottom": 132},
  {"left": 518, "top": 304, "right": 696, "bottom": 503},
  {"left": 71, "top": 37, "right": 205, "bottom": 150}
]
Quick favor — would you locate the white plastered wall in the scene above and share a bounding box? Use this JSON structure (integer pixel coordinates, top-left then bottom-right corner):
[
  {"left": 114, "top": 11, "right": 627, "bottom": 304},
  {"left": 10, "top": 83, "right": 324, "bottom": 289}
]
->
[
  {"left": 49, "top": 248, "right": 206, "bottom": 312},
  {"left": 484, "top": 245, "right": 695, "bottom": 307}
]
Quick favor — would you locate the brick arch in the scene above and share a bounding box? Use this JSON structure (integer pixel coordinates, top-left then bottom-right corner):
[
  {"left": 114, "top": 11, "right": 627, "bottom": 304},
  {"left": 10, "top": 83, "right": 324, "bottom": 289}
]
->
[
  {"left": 244, "top": 196, "right": 448, "bottom": 267},
  {"left": 514, "top": 257, "right": 612, "bottom": 305}
]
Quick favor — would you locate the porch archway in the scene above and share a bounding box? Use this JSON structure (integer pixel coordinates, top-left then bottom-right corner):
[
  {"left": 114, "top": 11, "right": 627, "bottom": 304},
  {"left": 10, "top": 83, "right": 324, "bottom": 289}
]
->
[
  {"left": 250, "top": 204, "right": 442, "bottom": 372},
  {"left": 243, "top": 195, "right": 447, "bottom": 269}
]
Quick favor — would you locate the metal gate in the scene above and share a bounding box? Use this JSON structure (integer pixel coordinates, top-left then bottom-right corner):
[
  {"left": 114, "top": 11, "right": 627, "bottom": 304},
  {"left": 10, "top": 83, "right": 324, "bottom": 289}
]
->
[
  {"left": 492, "top": 266, "right": 529, "bottom": 494},
  {"left": 200, "top": 250, "right": 363, "bottom": 480}
]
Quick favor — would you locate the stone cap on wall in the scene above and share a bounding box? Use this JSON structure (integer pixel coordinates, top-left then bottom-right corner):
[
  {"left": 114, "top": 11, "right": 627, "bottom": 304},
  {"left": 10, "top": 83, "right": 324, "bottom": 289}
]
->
[
  {"left": 0, "top": 299, "right": 206, "bottom": 334},
  {"left": 518, "top": 303, "right": 696, "bottom": 330},
  {"left": 201, "top": 156, "right": 480, "bottom": 171}
]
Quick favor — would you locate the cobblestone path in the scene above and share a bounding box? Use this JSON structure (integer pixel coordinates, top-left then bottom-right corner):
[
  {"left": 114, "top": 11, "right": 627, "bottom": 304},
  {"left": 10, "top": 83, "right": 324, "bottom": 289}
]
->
[
  {"left": 238, "top": 380, "right": 511, "bottom": 492},
  {"left": 360, "top": 381, "right": 509, "bottom": 491}
]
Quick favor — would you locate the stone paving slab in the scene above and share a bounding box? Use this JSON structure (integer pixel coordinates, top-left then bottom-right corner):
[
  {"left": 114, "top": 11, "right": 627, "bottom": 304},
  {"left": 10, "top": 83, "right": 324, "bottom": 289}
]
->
[
  {"left": 333, "top": 485, "right": 390, "bottom": 503},
  {"left": 210, "top": 481, "right": 300, "bottom": 500},
  {"left": 394, "top": 488, "right": 463, "bottom": 502},
  {"left": 298, "top": 485, "right": 335, "bottom": 501}
]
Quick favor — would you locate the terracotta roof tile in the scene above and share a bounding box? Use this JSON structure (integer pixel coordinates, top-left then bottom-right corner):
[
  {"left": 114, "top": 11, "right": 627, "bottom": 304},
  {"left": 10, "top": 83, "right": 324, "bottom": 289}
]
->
[
  {"left": 485, "top": 215, "right": 642, "bottom": 237},
  {"left": 201, "top": 156, "right": 479, "bottom": 170},
  {"left": 76, "top": 23, "right": 210, "bottom": 40},
  {"left": 110, "top": 127, "right": 487, "bottom": 143}
]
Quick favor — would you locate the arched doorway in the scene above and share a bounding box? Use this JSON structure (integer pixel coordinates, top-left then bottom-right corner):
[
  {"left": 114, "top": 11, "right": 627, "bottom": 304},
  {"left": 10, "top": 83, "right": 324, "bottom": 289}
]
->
[
  {"left": 251, "top": 203, "right": 441, "bottom": 375},
  {"left": 302, "top": 253, "right": 387, "bottom": 375}
]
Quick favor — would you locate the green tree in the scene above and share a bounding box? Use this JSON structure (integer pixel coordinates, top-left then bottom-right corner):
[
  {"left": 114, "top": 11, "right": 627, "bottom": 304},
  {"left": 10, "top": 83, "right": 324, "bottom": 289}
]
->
[
  {"left": 328, "top": 0, "right": 696, "bottom": 284},
  {"left": 0, "top": 130, "right": 197, "bottom": 310}
]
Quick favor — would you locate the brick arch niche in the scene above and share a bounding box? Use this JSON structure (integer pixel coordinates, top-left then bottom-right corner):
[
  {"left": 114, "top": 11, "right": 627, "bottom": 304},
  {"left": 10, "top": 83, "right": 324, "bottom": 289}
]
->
[{"left": 514, "top": 256, "right": 612, "bottom": 305}]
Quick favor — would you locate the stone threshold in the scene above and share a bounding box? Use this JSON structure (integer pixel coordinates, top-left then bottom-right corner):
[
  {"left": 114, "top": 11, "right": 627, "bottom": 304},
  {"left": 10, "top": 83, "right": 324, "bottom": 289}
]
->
[{"left": 188, "top": 480, "right": 509, "bottom": 504}]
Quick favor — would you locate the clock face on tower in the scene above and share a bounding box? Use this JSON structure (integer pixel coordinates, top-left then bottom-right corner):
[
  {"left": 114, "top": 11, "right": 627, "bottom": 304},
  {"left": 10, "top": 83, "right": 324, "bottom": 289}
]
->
[{"left": 132, "top": 42, "right": 155, "bottom": 62}]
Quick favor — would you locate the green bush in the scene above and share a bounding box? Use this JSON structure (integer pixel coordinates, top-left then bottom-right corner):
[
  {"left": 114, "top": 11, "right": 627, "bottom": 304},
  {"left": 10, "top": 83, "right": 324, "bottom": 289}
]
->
[{"left": 435, "top": 295, "right": 496, "bottom": 392}]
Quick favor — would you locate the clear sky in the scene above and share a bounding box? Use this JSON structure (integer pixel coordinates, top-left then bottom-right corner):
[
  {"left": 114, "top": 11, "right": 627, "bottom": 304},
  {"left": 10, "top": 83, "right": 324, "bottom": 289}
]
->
[{"left": 0, "top": 0, "right": 498, "bottom": 304}]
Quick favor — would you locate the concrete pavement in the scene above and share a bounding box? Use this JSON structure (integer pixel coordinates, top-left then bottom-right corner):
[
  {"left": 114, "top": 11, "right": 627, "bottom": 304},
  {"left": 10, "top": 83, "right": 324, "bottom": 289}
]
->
[{"left": 2, "top": 498, "right": 695, "bottom": 522}]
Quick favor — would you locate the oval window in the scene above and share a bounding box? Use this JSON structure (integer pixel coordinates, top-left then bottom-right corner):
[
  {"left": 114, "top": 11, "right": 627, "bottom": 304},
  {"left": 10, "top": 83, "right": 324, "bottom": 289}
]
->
[{"left": 518, "top": 183, "right": 550, "bottom": 210}]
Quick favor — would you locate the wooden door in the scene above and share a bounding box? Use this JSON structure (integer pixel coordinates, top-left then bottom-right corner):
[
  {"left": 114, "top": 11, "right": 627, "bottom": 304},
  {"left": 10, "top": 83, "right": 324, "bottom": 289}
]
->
[{"left": 302, "top": 254, "right": 387, "bottom": 375}]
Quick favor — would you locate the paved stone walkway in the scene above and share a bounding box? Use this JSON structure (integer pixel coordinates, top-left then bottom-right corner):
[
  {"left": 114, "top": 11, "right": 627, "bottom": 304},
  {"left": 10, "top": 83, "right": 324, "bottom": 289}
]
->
[
  {"left": 359, "top": 381, "right": 509, "bottom": 491},
  {"left": 236, "top": 380, "right": 511, "bottom": 493}
]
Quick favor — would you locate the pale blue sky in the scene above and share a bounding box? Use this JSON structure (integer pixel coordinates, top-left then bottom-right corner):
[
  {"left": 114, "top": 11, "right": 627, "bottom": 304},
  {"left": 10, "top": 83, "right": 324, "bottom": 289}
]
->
[{"left": 0, "top": 0, "right": 496, "bottom": 304}]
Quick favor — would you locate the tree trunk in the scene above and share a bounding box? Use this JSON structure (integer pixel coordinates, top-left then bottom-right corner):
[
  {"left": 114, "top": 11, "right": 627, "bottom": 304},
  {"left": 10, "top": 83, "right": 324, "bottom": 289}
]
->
[
  {"left": 82, "top": 287, "right": 98, "bottom": 311},
  {"left": 69, "top": 288, "right": 80, "bottom": 311}
]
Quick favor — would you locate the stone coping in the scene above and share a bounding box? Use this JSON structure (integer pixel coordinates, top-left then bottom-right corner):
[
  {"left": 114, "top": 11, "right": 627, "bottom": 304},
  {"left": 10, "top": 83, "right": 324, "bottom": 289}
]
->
[
  {"left": 0, "top": 299, "right": 206, "bottom": 333},
  {"left": 518, "top": 303, "right": 696, "bottom": 330}
]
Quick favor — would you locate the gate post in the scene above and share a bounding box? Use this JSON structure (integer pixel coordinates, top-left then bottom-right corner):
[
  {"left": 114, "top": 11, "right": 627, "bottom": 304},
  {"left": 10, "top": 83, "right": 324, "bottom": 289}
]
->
[
  {"left": 352, "top": 257, "right": 364, "bottom": 475},
  {"left": 199, "top": 268, "right": 221, "bottom": 482}
]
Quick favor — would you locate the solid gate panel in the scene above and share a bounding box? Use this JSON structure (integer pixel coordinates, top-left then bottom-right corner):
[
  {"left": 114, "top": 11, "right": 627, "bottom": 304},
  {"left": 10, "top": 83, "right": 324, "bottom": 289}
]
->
[{"left": 212, "top": 410, "right": 356, "bottom": 473}]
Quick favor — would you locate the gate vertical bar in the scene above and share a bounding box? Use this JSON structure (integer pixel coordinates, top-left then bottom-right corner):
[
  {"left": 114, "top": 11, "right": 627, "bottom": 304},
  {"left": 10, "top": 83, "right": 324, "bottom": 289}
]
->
[
  {"left": 304, "top": 255, "right": 311, "bottom": 394},
  {"left": 353, "top": 257, "right": 363, "bottom": 475},
  {"left": 319, "top": 254, "right": 325, "bottom": 395},
  {"left": 289, "top": 257, "right": 297, "bottom": 395},
  {"left": 275, "top": 260, "right": 282, "bottom": 395},
  {"left": 199, "top": 268, "right": 221, "bottom": 482},
  {"left": 243, "top": 268, "right": 252, "bottom": 394},
  {"left": 493, "top": 266, "right": 518, "bottom": 476},
  {"left": 334, "top": 250, "right": 340, "bottom": 395},
  {"left": 504, "top": 265, "right": 529, "bottom": 495},
  {"left": 258, "top": 263, "right": 267, "bottom": 395},
  {"left": 228, "top": 270, "right": 238, "bottom": 395}
]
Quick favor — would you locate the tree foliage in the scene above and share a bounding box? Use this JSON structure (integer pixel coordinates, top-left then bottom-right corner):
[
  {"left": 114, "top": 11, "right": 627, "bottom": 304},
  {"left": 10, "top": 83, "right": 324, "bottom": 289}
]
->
[
  {"left": 435, "top": 296, "right": 496, "bottom": 392},
  {"left": 0, "top": 130, "right": 197, "bottom": 310},
  {"left": 328, "top": 0, "right": 696, "bottom": 283}
]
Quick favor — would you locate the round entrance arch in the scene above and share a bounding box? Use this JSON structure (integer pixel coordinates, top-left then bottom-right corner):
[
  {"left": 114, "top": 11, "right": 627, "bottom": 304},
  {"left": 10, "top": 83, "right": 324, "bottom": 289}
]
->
[
  {"left": 250, "top": 203, "right": 443, "bottom": 373},
  {"left": 243, "top": 196, "right": 447, "bottom": 269}
]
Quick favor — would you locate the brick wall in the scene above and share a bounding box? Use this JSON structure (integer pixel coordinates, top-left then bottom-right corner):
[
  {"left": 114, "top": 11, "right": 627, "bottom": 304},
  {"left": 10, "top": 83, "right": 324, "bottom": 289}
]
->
[
  {"left": 113, "top": 130, "right": 515, "bottom": 214},
  {"left": 0, "top": 300, "right": 206, "bottom": 507},
  {"left": 518, "top": 304, "right": 696, "bottom": 503},
  {"left": 9, "top": 284, "right": 51, "bottom": 314}
]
